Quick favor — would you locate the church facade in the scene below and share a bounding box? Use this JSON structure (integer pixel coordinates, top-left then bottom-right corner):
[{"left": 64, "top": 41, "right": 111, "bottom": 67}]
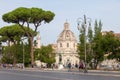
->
[
  {"left": 53, "top": 21, "right": 79, "bottom": 66},
  {"left": 35, "top": 23, "right": 120, "bottom": 69},
  {"left": 36, "top": 21, "right": 79, "bottom": 67}
]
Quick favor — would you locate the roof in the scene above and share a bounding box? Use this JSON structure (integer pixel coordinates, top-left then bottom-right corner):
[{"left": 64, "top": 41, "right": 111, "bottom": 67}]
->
[{"left": 57, "top": 21, "right": 77, "bottom": 42}]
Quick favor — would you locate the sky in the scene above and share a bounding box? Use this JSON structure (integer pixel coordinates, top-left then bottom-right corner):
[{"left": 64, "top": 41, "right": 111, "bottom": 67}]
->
[{"left": 0, "top": 0, "right": 120, "bottom": 45}]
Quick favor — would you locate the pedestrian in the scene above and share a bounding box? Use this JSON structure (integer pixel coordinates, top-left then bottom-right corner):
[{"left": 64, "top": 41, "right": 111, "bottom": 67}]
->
[
  {"left": 51, "top": 63, "right": 55, "bottom": 70},
  {"left": 68, "top": 62, "right": 71, "bottom": 72},
  {"left": 79, "top": 61, "right": 84, "bottom": 71},
  {"left": 75, "top": 63, "right": 78, "bottom": 68}
]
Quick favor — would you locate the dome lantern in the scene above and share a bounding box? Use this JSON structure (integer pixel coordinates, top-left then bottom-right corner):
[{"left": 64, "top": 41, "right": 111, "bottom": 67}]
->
[{"left": 64, "top": 21, "right": 69, "bottom": 30}]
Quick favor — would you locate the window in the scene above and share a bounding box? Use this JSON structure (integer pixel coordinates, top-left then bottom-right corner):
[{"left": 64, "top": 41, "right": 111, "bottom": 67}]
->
[
  {"left": 60, "top": 43, "right": 62, "bottom": 47},
  {"left": 67, "top": 43, "right": 69, "bottom": 47},
  {"left": 73, "top": 43, "right": 75, "bottom": 47}
]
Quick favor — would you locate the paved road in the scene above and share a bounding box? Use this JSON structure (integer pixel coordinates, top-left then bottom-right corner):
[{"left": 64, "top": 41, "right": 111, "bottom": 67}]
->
[{"left": 0, "top": 69, "right": 120, "bottom": 80}]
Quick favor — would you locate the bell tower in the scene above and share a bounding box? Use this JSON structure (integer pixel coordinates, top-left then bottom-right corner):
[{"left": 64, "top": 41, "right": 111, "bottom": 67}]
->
[{"left": 36, "top": 32, "right": 41, "bottom": 48}]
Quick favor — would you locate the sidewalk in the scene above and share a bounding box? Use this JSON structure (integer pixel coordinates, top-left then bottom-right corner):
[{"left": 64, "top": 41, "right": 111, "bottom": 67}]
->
[{"left": 25, "top": 67, "right": 120, "bottom": 73}]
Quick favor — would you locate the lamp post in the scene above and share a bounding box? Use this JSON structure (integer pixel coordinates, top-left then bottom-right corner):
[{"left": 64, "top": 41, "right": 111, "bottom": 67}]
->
[
  {"left": 22, "top": 41, "right": 25, "bottom": 69},
  {"left": 21, "top": 37, "right": 27, "bottom": 69},
  {"left": 0, "top": 43, "right": 2, "bottom": 61},
  {"left": 77, "top": 15, "right": 91, "bottom": 73}
]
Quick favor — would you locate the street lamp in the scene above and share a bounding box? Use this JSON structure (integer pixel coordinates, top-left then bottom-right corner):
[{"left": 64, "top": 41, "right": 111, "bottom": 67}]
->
[
  {"left": 0, "top": 43, "right": 2, "bottom": 61},
  {"left": 22, "top": 41, "right": 25, "bottom": 69},
  {"left": 21, "top": 37, "right": 27, "bottom": 69},
  {"left": 77, "top": 15, "right": 91, "bottom": 73}
]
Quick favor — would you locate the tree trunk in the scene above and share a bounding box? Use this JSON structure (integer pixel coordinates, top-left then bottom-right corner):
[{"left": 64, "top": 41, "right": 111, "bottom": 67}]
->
[
  {"left": 13, "top": 57, "right": 16, "bottom": 67},
  {"left": 30, "top": 37, "right": 34, "bottom": 67},
  {"left": 13, "top": 41, "right": 17, "bottom": 67}
]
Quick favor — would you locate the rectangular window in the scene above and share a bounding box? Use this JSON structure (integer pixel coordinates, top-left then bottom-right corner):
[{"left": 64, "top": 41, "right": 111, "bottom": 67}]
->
[
  {"left": 67, "top": 43, "right": 69, "bottom": 47},
  {"left": 73, "top": 43, "right": 75, "bottom": 47},
  {"left": 60, "top": 43, "right": 62, "bottom": 47}
]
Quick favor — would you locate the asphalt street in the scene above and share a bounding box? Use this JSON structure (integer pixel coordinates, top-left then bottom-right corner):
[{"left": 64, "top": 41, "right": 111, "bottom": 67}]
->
[{"left": 0, "top": 69, "right": 120, "bottom": 80}]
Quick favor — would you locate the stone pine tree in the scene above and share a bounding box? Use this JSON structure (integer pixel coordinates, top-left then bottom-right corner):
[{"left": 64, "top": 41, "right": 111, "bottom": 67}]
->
[
  {"left": 2, "top": 7, "right": 55, "bottom": 67},
  {"left": 0, "top": 25, "right": 28, "bottom": 46},
  {"left": 0, "top": 25, "right": 34, "bottom": 65},
  {"left": 0, "top": 25, "right": 25, "bottom": 65}
]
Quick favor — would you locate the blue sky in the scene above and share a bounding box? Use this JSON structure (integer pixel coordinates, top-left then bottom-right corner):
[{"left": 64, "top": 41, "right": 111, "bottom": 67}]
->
[{"left": 0, "top": 0, "right": 120, "bottom": 45}]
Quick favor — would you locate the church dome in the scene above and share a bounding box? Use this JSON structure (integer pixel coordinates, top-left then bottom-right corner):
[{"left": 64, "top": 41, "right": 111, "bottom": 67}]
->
[{"left": 57, "top": 21, "right": 77, "bottom": 42}]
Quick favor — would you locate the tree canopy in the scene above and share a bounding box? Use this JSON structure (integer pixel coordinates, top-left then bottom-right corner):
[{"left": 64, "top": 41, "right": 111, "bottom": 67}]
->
[
  {"left": 2, "top": 7, "right": 55, "bottom": 66},
  {"left": 34, "top": 45, "right": 55, "bottom": 66},
  {"left": 0, "top": 24, "right": 34, "bottom": 65},
  {"left": 2, "top": 7, "right": 55, "bottom": 28},
  {"left": 102, "top": 31, "right": 120, "bottom": 61},
  {"left": 77, "top": 19, "right": 104, "bottom": 69},
  {"left": 0, "top": 24, "right": 35, "bottom": 45}
]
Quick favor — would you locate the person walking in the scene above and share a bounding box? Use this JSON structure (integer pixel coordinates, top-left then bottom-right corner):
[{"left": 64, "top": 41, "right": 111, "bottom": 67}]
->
[
  {"left": 79, "top": 61, "right": 84, "bottom": 72},
  {"left": 68, "top": 62, "right": 71, "bottom": 72}
]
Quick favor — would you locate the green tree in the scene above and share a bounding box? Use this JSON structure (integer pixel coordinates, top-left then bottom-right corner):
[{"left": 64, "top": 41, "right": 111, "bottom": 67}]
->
[
  {"left": 34, "top": 45, "right": 55, "bottom": 67},
  {"left": 92, "top": 20, "right": 104, "bottom": 68},
  {"left": 2, "top": 7, "right": 55, "bottom": 66},
  {"left": 0, "top": 25, "right": 25, "bottom": 46},
  {"left": 2, "top": 43, "right": 31, "bottom": 67},
  {"left": 87, "top": 25, "right": 93, "bottom": 65},
  {"left": 77, "top": 22, "right": 93, "bottom": 63},
  {"left": 0, "top": 25, "right": 34, "bottom": 65},
  {"left": 0, "top": 25, "right": 25, "bottom": 65},
  {"left": 88, "top": 25, "right": 93, "bottom": 52},
  {"left": 77, "top": 24, "right": 85, "bottom": 60},
  {"left": 102, "top": 31, "right": 120, "bottom": 61}
]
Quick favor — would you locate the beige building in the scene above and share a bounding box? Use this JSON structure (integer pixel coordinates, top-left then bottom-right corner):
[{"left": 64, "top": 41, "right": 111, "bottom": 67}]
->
[
  {"left": 36, "top": 21, "right": 79, "bottom": 67},
  {"left": 54, "top": 21, "right": 79, "bottom": 66}
]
